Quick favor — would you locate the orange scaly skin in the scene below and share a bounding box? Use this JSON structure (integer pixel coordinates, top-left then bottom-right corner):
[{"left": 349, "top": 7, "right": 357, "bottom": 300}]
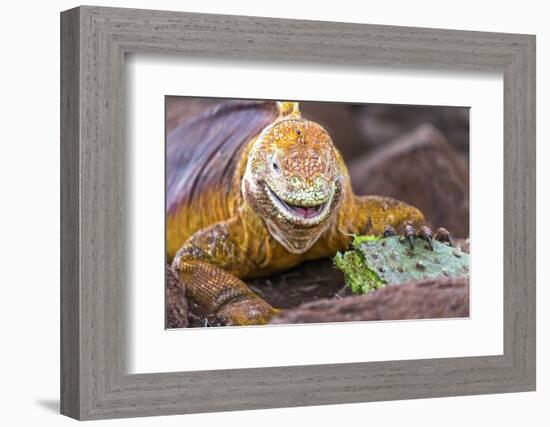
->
[{"left": 169, "top": 102, "right": 424, "bottom": 326}]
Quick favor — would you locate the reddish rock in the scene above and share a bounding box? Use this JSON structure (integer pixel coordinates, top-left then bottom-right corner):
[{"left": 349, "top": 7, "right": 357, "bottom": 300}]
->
[
  {"left": 166, "top": 264, "right": 189, "bottom": 328},
  {"left": 353, "top": 104, "right": 469, "bottom": 156},
  {"left": 270, "top": 276, "right": 469, "bottom": 324},
  {"left": 349, "top": 125, "right": 469, "bottom": 237},
  {"left": 165, "top": 97, "right": 218, "bottom": 132},
  {"left": 300, "top": 102, "right": 366, "bottom": 162},
  {"left": 455, "top": 238, "right": 470, "bottom": 253}
]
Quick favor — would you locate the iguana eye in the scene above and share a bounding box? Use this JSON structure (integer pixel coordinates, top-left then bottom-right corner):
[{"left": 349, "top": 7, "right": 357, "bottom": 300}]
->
[{"left": 271, "top": 158, "right": 280, "bottom": 172}]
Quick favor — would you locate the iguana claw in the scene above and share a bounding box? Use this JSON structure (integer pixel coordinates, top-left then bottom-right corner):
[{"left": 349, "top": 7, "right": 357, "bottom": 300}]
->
[
  {"left": 417, "top": 225, "right": 434, "bottom": 250},
  {"left": 216, "top": 299, "right": 281, "bottom": 326},
  {"left": 383, "top": 225, "right": 397, "bottom": 238},
  {"left": 434, "top": 227, "right": 454, "bottom": 247},
  {"left": 383, "top": 223, "right": 453, "bottom": 251},
  {"left": 404, "top": 224, "right": 416, "bottom": 250}
]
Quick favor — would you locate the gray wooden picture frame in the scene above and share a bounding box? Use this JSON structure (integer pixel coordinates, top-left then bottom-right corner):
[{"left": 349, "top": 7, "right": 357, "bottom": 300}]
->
[{"left": 60, "top": 5, "right": 536, "bottom": 420}]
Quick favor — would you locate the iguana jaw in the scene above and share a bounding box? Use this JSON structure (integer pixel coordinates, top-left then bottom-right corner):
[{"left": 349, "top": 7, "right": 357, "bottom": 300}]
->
[
  {"left": 264, "top": 183, "right": 334, "bottom": 227},
  {"left": 242, "top": 175, "right": 342, "bottom": 254},
  {"left": 263, "top": 214, "right": 332, "bottom": 254}
]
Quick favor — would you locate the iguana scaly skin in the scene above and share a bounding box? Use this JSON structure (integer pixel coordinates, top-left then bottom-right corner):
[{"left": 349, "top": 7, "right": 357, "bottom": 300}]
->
[{"left": 168, "top": 101, "right": 424, "bottom": 325}]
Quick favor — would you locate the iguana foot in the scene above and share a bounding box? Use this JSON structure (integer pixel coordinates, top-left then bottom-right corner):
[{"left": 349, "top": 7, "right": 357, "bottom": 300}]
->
[
  {"left": 173, "top": 255, "right": 281, "bottom": 327},
  {"left": 216, "top": 298, "right": 281, "bottom": 326},
  {"left": 383, "top": 224, "right": 453, "bottom": 250}
]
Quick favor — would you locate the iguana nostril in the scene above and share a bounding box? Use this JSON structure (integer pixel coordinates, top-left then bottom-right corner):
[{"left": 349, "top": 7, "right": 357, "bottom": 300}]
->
[
  {"left": 315, "top": 176, "right": 327, "bottom": 188},
  {"left": 290, "top": 176, "right": 302, "bottom": 187}
]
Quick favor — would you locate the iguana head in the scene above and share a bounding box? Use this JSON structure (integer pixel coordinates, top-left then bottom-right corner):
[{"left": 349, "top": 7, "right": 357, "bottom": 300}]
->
[{"left": 243, "top": 102, "right": 344, "bottom": 254}]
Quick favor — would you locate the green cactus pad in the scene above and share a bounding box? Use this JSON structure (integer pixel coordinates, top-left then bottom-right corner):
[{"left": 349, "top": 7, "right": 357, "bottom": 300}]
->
[{"left": 334, "top": 235, "right": 470, "bottom": 294}]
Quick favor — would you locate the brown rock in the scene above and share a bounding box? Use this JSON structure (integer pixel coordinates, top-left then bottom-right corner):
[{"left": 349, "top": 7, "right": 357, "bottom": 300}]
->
[
  {"left": 270, "top": 276, "right": 469, "bottom": 324},
  {"left": 166, "top": 97, "right": 218, "bottom": 132},
  {"left": 300, "top": 102, "right": 366, "bottom": 162},
  {"left": 349, "top": 125, "right": 469, "bottom": 237},
  {"left": 166, "top": 264, "right": 189, "bottom": 328},
  {"left": 353, "top": 104, "right": 469, "bottom": 156},
  {"left": 454, "top": 238, "right": 470, "bottom": 253}
]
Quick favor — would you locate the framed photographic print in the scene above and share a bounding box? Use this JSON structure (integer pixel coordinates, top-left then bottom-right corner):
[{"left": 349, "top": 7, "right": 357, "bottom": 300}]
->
[
  {"left": 60, "top": 5, "right": 536, "bottom": 420},
  {"left": 164, "top": 96, "right": 470, "bottom": 330}
]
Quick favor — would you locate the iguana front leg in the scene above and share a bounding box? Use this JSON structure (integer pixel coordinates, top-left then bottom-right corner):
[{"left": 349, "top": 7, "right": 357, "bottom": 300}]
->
[
  {"left": 347, "top": 195, "right": 452, "bottom": 247},
  {"left": 172, "top": 218, "right": 279, "bottom": 326},
  {"left": 345, "top": 195, "right": 424, "bottom": 235}
]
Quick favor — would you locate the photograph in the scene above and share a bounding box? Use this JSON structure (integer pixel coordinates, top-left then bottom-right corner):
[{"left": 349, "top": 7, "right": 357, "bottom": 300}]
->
[{"left": 165, "top": 97, "right": 471, "bottom": 328}]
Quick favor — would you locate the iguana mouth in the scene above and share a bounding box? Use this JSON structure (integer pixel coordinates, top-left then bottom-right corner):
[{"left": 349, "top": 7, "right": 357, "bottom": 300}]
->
[{"left": 265, "top": 184, "right": 333, "bottom": 225}]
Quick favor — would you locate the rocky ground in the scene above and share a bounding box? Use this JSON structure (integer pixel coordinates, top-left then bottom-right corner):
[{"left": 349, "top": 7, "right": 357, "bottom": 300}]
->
[
  {"left": 168, "top": 239, "right": 469, "bottom": 328},
  {"left": 271, "top": 276, "right": 469, "bottom": 324}
]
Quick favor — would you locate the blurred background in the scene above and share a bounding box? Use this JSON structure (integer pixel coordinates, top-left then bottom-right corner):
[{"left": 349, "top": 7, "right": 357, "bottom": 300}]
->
[{"left": 167, "top": 97, "right": 470, "bottom": 238}]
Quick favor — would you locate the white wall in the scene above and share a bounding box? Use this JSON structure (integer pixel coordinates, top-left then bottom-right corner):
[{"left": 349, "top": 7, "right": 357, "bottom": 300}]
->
[{"left": 0, "top": 0, "right": 546, "bottom": 425}]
